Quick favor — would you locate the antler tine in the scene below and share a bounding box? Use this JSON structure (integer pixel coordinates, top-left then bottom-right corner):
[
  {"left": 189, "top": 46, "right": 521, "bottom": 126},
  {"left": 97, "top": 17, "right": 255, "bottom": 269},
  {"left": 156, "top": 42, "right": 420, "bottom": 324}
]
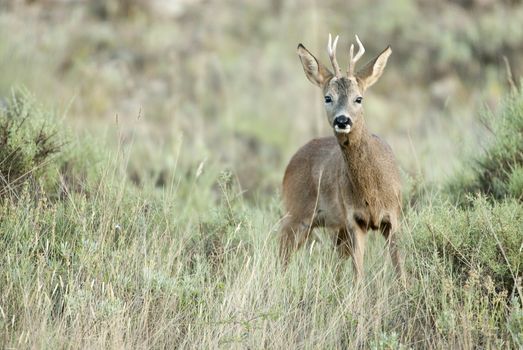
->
[
  {"left": 348, "top": 44, "right": 354, "bottom": 75},
  {"left": 353, "top": 35, "right": 365, "bottom": 63},
  {"left": 327, "top": 33, "right": 342, "bottom": 77},
  {"left": 348, "top": 34, "right": 365, "bottom": 76}
]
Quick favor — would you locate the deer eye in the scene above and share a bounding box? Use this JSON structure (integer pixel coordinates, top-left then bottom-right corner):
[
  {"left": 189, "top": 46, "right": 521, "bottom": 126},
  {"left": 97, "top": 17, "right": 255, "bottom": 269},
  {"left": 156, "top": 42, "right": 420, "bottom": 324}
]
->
[
  {"left": 355, "top": 97, "right": 363, "bottom": 104},
  {"left": 324, "top": 96, "right": 332, "bottom": 104}
]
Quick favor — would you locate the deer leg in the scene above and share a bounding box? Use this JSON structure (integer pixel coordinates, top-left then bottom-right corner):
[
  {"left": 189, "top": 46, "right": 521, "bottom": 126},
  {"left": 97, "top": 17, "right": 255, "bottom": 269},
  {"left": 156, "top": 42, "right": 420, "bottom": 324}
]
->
[
  {"left": 337, "top": 225, "right": 366, "bottom": 282},
  {"left": 381, "top": 222, "right": 405, "bottom": 284},
  {"left": 279, "top": 219, "right": 313, "bottom": 268},
  {"left": 336, "top": 227, "right": 351, "bottom": 258},
  {"left": 351, "top": 226, "right": 366, "bottom": 282}
]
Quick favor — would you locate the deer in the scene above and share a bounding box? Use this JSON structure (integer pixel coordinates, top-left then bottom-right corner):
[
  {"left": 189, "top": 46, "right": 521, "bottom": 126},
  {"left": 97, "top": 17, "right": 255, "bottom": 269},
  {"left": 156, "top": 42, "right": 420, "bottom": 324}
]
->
[{"left": 279, "top": 34, "right": 404, "bottom": 282}]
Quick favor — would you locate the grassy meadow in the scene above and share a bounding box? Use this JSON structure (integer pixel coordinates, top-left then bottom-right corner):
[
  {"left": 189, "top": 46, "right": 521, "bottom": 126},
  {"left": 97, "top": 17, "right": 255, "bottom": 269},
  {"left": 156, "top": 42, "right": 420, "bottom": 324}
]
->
[{"left": 0, "top": 1, "right": 522, "bottom": 348}]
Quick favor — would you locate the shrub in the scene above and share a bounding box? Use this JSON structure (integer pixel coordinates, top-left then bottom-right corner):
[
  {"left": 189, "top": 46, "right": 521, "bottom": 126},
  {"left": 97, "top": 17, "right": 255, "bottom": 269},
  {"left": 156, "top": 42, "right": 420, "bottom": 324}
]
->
[
  {"left": 0, "top": 89, "right": 63, "bottom": 198},
  {"left": 411, "top": 195, "right": 522, "bottom": 294},
  {"left": 448, "top": 89, "right": 523, "bottom": 202}
]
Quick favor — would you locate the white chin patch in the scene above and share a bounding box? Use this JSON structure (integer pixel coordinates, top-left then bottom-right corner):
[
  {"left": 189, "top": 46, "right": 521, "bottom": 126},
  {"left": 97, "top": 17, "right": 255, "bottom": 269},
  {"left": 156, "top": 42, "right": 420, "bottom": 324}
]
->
[{"left": 334, "top": 125, "right": 351, "bottom": 134}]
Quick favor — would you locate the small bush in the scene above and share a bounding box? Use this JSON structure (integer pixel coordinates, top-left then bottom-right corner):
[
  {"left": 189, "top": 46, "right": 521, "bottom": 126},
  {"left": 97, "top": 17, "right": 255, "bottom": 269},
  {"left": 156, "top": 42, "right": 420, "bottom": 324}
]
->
[
  {"left": 412, "top": 195, "right": 522, "bottom": 293},
  {"left": 0, "top": 89, "right": 63, "bottom": 198},
  {"left": 449, "top": 89, "right": 523, "bottom": 202}
]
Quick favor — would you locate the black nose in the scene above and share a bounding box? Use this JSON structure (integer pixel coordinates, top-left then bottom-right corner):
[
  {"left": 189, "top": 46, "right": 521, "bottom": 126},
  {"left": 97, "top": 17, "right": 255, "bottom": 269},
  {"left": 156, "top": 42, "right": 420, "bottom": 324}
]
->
[{"left": 333, "top": 115, "right": 352, "bottom": 129}]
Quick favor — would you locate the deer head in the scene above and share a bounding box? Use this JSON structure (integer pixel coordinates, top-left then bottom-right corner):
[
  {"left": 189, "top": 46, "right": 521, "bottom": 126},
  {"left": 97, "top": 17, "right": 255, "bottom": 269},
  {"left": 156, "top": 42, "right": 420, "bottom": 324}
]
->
[{"left": 297, "top": 34, "right": 391, "bottom": 138}]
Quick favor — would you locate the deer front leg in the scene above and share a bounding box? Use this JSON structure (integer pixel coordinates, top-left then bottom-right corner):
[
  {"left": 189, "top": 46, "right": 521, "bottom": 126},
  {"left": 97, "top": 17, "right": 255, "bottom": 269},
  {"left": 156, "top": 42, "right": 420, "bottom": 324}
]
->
[
  {"left": 351, "top": 226, "right": 367, "bottom": 282},
  {"left": 337, "top": 224, "right": 367, "bottom": 282},
  {"left": 381, "top": 221, "right": 405, "bottom": 285}
]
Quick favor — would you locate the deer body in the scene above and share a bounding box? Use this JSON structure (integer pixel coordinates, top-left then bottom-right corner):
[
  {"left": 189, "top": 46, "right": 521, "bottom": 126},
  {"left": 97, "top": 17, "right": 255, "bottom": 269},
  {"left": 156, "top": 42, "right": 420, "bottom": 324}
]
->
[{"left": 280, "top": 35, "right": 403, "bottom": 280}]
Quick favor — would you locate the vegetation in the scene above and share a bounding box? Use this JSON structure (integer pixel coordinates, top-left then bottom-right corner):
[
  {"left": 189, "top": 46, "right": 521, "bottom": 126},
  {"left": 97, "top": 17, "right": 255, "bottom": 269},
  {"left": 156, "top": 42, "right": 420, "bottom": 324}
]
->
[
  {"left": 0, "top": 89, "right": 62, "bottom": 197},
  {"left": 0, "top": 1, "right": 522, "bottom": 349},
  {"left": 449, "top": 91, "right": 523, "bottom": 202}
]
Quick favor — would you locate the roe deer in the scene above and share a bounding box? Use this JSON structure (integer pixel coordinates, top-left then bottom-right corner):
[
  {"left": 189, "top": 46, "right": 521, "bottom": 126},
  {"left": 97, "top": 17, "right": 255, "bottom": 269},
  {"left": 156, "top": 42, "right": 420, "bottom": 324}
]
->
[{"left": 280, "top": 34, "right": 404, "bottom": 281}]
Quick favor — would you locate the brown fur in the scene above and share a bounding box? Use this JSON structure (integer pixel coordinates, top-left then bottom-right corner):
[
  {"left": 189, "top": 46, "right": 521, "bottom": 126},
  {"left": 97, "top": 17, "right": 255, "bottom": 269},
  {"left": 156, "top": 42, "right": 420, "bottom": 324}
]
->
[{"left": 280, "top": 40, "right": 404, "bottom": 282}]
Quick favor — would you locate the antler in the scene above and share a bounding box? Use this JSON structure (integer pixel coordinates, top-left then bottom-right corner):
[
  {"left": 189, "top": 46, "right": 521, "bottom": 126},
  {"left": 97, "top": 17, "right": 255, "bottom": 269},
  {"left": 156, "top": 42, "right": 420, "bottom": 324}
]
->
[
  {"left": 327, "top": 33, "right": 342, "bottom": 78},
  {"left": 347, "top": 35, "right": 365, "bottom": 76}
]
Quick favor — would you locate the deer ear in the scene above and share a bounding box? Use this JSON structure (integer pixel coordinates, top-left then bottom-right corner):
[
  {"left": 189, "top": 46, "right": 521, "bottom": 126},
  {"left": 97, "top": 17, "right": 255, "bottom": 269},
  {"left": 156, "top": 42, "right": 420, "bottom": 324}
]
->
[
  {"left": 297, "top": 44, "right": 333, "bottom": 87},
  {"left": 356, "top": 46, "right": 391, "bottom": 91}
]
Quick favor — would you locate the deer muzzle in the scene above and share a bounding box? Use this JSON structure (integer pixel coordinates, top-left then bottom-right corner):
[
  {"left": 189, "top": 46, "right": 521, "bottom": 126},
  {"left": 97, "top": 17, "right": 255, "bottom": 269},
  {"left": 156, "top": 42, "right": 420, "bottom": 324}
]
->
[{"left": 333, "top": 115, "right": 352, "bottom": 134}]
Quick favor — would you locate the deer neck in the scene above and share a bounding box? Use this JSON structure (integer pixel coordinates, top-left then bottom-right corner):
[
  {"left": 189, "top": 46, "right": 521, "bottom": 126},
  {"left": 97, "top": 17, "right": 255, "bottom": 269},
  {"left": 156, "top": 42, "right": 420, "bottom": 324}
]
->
[{"left": 336, "top": 119, "right": 375, "bottom": 196}]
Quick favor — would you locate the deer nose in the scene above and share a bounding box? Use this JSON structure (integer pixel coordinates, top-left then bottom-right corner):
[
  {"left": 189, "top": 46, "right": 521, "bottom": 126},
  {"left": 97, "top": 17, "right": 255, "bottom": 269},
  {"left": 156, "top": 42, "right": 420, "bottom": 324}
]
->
[{"left": 333, "top": 115, "right": 352, "bottom": 129}]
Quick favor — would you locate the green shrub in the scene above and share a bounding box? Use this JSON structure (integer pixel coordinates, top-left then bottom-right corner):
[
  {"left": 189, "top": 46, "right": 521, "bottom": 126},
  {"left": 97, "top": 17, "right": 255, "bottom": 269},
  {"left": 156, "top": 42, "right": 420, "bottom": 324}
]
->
[
  {"left": 412, "top": 195, "right": 522, "bottom": 293},
  {"left": 449, "top": 89, "right": 523, "bottom": 202},
  {"left": 0, "top": 89, "right": 63, "bottom": 198}
]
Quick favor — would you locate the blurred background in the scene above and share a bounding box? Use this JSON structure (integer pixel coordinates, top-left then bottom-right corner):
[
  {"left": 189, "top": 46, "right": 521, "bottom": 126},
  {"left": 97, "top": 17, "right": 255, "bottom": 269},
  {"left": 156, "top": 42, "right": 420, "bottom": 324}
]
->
[{"left": 1, "top": 0, "right": 522, "bottom": 200}]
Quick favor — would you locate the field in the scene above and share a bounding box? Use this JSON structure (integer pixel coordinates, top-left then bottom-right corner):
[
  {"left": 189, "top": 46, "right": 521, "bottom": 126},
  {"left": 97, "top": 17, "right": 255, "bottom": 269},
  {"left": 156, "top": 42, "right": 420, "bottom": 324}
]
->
[{"left": 0, "top": 1, "right": 522, "bottom": 348}]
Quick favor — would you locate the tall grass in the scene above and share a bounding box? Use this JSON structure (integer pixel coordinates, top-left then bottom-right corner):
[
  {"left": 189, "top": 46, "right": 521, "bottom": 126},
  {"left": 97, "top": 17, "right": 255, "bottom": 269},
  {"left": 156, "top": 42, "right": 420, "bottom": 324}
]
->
[{"left": 0, "top": 88, "right": 522, "bottom": 349}]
